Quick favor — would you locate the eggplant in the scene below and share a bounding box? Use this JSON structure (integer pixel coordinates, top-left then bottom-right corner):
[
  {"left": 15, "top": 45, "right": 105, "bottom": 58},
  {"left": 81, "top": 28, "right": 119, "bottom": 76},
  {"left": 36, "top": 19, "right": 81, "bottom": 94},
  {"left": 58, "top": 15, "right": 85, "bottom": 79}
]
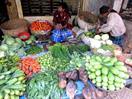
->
[
  {"left": 78, "top": 68, "right": 88, "bottom": 86},
  {"left": 66, "top": 80, "right": 76, "bottom": 99},
  {"left": 66, "top": 69, "right": 79, "bottom": 81}
]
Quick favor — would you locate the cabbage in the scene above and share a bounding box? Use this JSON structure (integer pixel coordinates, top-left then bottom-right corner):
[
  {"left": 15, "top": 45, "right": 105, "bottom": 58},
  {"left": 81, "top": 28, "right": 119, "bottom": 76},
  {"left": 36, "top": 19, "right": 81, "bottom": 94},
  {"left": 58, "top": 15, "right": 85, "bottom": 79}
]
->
[
  {"left": 9, "top": 43, "right": 21, "bottom": 51},
  {"left": 6, "top": 38, "right": 15, "bottom": 45},
  {"left": 0, "top": 44, "right": 8, "bottom": 51},
  {"left": 17, "top": 48, "right": 26, "bottom": 57},
  {"left": 8, "top": 50, "right": 15, "bottom": 56},
  {"left": 15, "top": 38, "right": 23, "bottom": 46}
]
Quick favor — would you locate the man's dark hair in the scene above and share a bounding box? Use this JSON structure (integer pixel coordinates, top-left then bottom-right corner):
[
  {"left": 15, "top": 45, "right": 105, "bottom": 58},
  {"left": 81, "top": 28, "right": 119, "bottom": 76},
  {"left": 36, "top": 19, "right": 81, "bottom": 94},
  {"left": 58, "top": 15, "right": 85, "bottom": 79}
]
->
[
  {"left": 100, "top": 5, "right": 117, "bottom": 14},
  {"left": 100, "top": 5, "right": 110, "bottom": 14}
]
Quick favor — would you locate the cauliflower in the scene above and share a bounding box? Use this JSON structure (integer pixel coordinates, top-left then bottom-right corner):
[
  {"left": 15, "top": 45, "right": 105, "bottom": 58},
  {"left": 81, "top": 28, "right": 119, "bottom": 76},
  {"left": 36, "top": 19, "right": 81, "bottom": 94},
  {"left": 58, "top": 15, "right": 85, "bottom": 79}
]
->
[
  {"left": 106, "top": 40, "right": 113, "bottom": 45},
  {"left": 101, "top": 34, "right": 109, "bottom": 41},
  {"left": 94, "top": 35, "right": 101, "bottom": 40}
]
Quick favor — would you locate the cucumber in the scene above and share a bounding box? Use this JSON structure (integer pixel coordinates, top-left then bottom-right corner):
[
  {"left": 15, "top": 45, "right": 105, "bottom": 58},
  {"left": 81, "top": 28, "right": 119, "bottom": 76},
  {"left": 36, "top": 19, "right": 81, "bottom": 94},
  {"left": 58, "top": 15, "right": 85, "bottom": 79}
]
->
[
  {"left": 108, "top": 72, "right": 114, "bottom": 81},
  {"left": 115, "top": 65, "right": 127, "bottom": 73},
  {"left": 104, "top": 62, "right": 114, "bottom": 67},
  {"left": 10, "top": 90, "right": 15, "bottom": 95},
  {"left": 10, "top": 95, "right": 15, "bottom": 99},
  {"left": 95, "top": 70, "right": 101, "bottom": 76},
  {"left": 4, "top": 89, "right": 10, "bottom": 94},
  {"left": 0, "top": 93, "right": 4, "bottom": 99},
  {"left": 14, "top": 96, "right": 19, "bottom": 99},
  {"left": 4, "top": 94, "right": 9, "bottom": 99},
  {"left": 8, "top": 84, "right": 26, "bottom": 90},
  {"left": 0, "top": 79, "right": 7, "bottom": 85},
  {"left": 102, "top": 75, "right": 108, "bottom": 82},
  {"left": 103, "top": 57, "right": 111, "bottom": 63},
  {"left": 6, "top": 78, "right": 17, "bottom": 85},
  {"left": 15, "top": 81, "right": 21, "bottom": 84},
  {"left": 14, "top": 90, "right": 20, "bottom": 95},
  {"left": 96, "top": 76, "right": 102, "bottom": 83},
  {"left": 1, "top": 71, "right": 11, "bottom": 75},
  {"left": 110, "top": 68, "right": 119, "bottom": 75},
  {"left": 96, "top": 82, "right": 101, "bottom": 87},
  {"left": 101, "top": 67, "right": 109, "bottom": 75},
  {"left": 95, "top": 56, "right": 102, "bottom": 62}
]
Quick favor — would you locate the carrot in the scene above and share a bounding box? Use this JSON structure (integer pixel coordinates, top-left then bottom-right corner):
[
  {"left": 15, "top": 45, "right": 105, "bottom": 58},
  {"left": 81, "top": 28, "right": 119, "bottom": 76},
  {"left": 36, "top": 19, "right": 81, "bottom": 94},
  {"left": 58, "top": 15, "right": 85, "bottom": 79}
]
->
[{"left": 20, "top": 57, "right": 41, "bottom": 77}]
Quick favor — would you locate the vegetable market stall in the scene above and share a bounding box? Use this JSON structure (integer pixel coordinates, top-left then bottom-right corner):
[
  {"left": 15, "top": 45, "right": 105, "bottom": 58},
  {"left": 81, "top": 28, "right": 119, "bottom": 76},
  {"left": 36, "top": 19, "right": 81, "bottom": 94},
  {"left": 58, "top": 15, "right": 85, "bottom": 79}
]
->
[{"left": 0, "top": 19, "right": 132, "bottom": 99}]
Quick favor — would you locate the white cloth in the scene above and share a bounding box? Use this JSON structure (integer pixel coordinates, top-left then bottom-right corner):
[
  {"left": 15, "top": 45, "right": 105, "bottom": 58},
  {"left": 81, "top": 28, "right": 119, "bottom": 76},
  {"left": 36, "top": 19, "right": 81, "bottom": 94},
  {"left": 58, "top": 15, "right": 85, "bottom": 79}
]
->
[{"left": 99, "top": 13, "right": 126, "bottom": 37}]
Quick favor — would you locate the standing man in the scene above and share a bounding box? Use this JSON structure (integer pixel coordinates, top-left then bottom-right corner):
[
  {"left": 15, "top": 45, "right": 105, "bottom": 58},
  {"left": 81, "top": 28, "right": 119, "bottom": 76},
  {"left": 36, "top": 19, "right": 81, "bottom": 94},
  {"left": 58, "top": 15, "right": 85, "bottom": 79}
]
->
[{"left": 97, "top": 5, "right": 126, "bottom": 47}]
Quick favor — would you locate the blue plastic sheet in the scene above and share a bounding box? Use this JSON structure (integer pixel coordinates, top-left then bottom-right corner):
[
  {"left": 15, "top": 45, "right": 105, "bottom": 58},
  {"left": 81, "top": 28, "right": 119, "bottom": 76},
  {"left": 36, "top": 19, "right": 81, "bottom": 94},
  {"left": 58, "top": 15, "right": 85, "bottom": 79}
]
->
[{"left": 51, "top": 29, "right": 72, "bottom": 43}]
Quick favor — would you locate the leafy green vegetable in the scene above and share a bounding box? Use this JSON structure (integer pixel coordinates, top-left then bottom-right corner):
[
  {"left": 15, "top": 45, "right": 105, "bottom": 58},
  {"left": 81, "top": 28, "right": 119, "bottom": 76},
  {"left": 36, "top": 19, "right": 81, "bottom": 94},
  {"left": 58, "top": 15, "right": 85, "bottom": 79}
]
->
[
  {"left": 67, "top": 44, "right": 90, "bottom": 54},
  {"left": 26, "top": 46, "right": 43, "bottom": 55},
  {"left": 49, "top": 43, "right": 70, "bottom": 60},
  {"left": 26, "top": 72, "right": 63, "bottom": 99}
]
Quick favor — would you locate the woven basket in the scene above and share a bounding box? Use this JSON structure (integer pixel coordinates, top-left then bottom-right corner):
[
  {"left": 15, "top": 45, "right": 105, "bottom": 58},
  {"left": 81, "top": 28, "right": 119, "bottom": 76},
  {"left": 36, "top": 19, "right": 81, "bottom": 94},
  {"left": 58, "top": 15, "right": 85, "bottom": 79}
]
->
[
  {"left": 103, "top": 87, "right": 132, "bottom": 99},
  {"left": 30, "top": 20, "right": 52, "bottom": 35},
  {"left": 0, "top": 19, "right": 29, "bottom": 37}
]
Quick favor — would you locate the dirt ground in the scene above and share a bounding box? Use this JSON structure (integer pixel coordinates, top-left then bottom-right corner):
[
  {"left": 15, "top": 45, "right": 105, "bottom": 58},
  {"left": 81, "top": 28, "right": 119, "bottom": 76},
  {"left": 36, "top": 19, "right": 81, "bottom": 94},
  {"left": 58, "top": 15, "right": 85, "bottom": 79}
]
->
[{"left": 123, "top": 20, "right": 132, "bottom": 53}]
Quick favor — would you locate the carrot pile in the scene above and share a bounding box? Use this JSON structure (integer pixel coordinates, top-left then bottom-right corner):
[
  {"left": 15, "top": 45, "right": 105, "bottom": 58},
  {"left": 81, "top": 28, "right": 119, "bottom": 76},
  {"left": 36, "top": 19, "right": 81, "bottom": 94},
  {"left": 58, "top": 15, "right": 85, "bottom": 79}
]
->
[
  {"left": 20, "top": 57, "right": 41, "bottom": 77},
  {"left": 31, "top": 21, "right": 52, "bottom": 31}
]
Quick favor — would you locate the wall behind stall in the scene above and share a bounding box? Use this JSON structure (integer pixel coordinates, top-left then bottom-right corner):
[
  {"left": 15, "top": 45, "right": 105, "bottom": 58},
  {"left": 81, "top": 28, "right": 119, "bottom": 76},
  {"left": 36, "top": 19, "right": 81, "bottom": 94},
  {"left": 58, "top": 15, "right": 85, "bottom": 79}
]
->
[{"left": 82, "top": 0, "right": 114, "bottom": 15}]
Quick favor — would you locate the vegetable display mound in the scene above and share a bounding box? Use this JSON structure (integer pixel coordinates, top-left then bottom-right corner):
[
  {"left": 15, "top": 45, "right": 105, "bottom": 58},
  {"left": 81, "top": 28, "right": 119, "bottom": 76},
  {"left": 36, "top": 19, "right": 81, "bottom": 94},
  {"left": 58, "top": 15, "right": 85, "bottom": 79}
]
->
[
  {"left": 38, "top": 52, "right": 69, "bottom": 72},
  {"left": 0, "top": 67, "right": 26, "bottom": 99},
  {"left": 20, "top": 57, "right": 41, "bottom": 77},
  {"left": 37, "top": 52, "right": 54, "bottom": 71},
  {"left": 31, "top": 21, "right": 52, "bottom": 31},
  {"left": 49, "top": 43, "right": 70, "bottom": 61},
  {"left": 0, "top": 35, "right": 26, "bottom": 57},
  {"left": 67, "top": 44, "right": 90, "bottom": 54},
  {"left": 26, "top": 46, "right": 43, "bottom": 55},
  {"left": 0, "top": 55, "right": 20, "bottom": 72},
  {"left": 26, "top": 72, "right": 63, "bottom": 99},
  {"left": 85, "top": 55, "right": 129, "bottom": 91}
]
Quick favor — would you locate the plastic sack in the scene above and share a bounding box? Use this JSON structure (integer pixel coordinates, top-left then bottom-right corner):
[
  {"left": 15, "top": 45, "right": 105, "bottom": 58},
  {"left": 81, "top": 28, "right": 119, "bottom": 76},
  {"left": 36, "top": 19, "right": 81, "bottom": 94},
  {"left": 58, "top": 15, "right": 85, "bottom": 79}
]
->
[{"left": 51, "top": 29, "right": 72, "bottom": 43}]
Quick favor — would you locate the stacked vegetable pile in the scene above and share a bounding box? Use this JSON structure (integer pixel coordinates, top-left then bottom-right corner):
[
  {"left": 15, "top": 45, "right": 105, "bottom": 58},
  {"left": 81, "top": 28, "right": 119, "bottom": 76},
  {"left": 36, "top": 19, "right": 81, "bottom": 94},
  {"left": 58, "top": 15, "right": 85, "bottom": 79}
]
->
[
  {"left": 38, "top": 52, "right": 69, "bottom": 72},
  {"left": 0, "top": 55, "right": 26, "bottom": 99},
  {"left": 82, "top": 33, "right": 115, "bottom": 55},
  {"left": 85, "top": 55, "right": 129, "bottom": 91},
  {"left": 20, "top": 57, "right": 41, "bottom": 77},
  {"left": 26, "top": 72, "right": 63, "bottom": 99},
  {"left": 0, "top": 68, "right": 26, "bottom": 99},
  {"left": 67, "top": 44, "right": 90, "bottom": 54},
  {"left": 0, "top": 55, "right": 20, "bottom": 72},
  {"left": 49, "top": 43, "right": 70, "bottom": 60},
  {"left": 31, "top": 21, "right": 52, "bottom": 34},
  {"left": 0, "top": 35, "right": 26, "bottom": 57}
]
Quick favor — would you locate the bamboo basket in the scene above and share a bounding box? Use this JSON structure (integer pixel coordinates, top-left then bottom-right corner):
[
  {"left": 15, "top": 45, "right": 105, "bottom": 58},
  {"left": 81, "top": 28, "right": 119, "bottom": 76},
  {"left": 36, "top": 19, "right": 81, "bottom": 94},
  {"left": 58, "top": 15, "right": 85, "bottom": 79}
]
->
[{"left": 0, "top": 19, "right": 29, "bottom": 37}]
